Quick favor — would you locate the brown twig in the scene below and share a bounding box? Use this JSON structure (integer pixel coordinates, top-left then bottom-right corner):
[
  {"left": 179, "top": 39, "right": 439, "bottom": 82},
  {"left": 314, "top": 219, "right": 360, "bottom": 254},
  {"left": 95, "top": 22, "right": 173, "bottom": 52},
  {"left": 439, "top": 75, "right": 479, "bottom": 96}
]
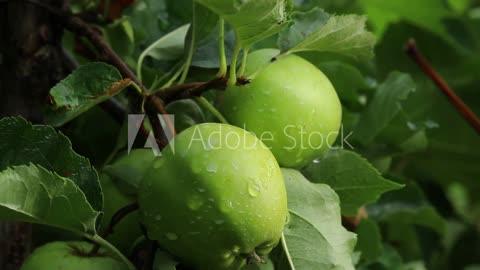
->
[
  {"left": 22, "top": 0, "right": 177, "bottom": 141},
  {"left": 156, "top": 76, "right": 250, "bottom": 104},
  {"left": 89, "top": 202, "right": 140, "bottom": 255},
  {"left": 406, "top": 39, "right": 480, "bottom": 135},
  {"left": 145, "top": 95, "right": 173, "bottom": 144}
]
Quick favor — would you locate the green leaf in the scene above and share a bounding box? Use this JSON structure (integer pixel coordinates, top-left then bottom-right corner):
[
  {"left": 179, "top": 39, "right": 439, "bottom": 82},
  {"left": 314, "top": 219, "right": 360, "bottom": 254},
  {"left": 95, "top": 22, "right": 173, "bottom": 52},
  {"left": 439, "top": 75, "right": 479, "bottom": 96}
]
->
[
  {"left": 284, "top": 14, "right": 376, "bottom": 60},
  {"left": 353, "top": 72, "right": 416, "bottom": 146},
  {"left": 278, "top": 8, "right": 329, "bottom": 51},
  {"left": 103, "top": 149, "right": 156, "bottom": 193},
  {"left": 278, "top": 168, "right": 356, "bottom": 270},
  {"left": 316, "top": 61, "right": 372, "bottom": 108},
  {"left": 46, "top": 62, "right": 127, "bottom": 127},
  {"left": 0, "top": 116, "right": 102, "bottom": 211},
  {"left": 0, "top": 164, "right": 99, "bottom": 235},
  {"left": 191, "top": 24, "right": 237, "bottom": 68},
  {"left": 367, "top": 181, "right": 447, "bottom": 235},
  {"left": 359, "top": 0, "right": 452, "bottom": 40},
  {"left": 448, "top": 0, "right": 472, "bottom": 13},
  {"left": 194, "top": 0, "right": 291, "bottom": 46},
  {"left": 303, "top": 149, "right": 403, "bottom": 216},
  {"left": 356, "top": 219, "right": 383, "bottom": 262},
  {"left": 137, "top": 24, "right": 190, "bottom": 81},
  {"left": 184, "top": 3, "right": 219, "bottom": 65}
]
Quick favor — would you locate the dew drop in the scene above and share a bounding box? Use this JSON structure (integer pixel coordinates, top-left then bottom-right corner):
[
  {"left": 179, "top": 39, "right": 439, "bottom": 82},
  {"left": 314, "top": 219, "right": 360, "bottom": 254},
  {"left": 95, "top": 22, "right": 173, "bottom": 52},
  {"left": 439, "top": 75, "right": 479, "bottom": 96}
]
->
[
  {"left": 155, "top": 215, "right": 162, "bottom": 221},
  {"left": 248, "top": 182, "right": 261, "bottom": 197},
  {"left": 206, "top": 162, "right": 218, "bottom": 173},
  {"left": 187, "top": 195, "right": 204, "bottom": 210},
  {"left": 214, "top": 219, "right": 224, "bottom": 225}
]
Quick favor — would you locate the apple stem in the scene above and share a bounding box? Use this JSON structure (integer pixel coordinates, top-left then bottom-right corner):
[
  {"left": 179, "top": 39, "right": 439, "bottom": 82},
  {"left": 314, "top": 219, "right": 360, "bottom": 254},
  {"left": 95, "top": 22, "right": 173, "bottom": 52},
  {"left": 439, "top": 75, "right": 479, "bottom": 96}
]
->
[
  {"left": 195, "top": 96, "right": 230, "bottom": 124},
  {"left": 405, "top": 39, "right": 480, "bottom": 135},
  {"left": 84, "top": 234, "right": 137, "bottom": 270},
  {"left": 228, "top": 41, "right": 242, "bottom": 87},
  {"left": 217, "top": 18, "right": 228, "bottom": 77},
  {"left": 280, "top": 233, "right": 296, "bottom": 270},
  {"left": 238, "top": 46, "right": 250, "bottom": 77},
  {"left": 162, "top": 63, "right": 186, "bottom": 88},
  {"left": 89, "top": 202, "right": 139, "bottom": 256},
  {"left": 248, "top": 251, "right": 266, "bottom": 265}
]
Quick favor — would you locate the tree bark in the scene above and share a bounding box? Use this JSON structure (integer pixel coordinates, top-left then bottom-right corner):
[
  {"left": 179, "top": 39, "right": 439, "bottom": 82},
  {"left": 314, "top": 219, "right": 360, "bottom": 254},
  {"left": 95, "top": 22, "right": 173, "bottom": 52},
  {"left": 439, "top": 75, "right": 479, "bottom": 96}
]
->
[{"left": 0, "top": 0, "right": 70, "bottom": 269}]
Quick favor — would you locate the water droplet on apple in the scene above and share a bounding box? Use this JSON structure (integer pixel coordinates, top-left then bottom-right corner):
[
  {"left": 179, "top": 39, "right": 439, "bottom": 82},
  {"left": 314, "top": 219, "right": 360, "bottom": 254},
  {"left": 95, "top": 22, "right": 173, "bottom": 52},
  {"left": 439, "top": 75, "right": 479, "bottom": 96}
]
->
[
  {"left": 206, "top": 162, "right": 217, "bottom": 173},
  {"left": 248, "top": 182, "right": 261, "bottom": 197},
  {"left": 187, "top": 195, "right": 204, "bottom": 210}
]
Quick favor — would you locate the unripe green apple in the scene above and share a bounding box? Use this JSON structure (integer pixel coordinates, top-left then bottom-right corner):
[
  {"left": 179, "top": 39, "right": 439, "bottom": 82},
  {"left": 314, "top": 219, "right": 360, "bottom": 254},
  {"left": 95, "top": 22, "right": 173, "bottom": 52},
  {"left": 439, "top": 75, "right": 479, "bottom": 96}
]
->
[
  {"left": 20, "top": 241, "right": 128, "bottom": 270},
  {"left": 138, "top": 123, "right": 288, "bottom": 270},
  {"left": 221, "top": 49, "right": 342, "bottom": 168},
  {"left": 100, "top": 173, "right": 142, "bottom": 254}
]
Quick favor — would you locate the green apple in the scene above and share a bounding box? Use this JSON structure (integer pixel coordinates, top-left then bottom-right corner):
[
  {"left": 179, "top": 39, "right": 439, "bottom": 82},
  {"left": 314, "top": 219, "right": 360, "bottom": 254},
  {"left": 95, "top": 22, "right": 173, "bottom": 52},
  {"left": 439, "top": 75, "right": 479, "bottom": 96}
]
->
[
  {"left": 100, "top": 173, "right": 142, "bottom": 255},
  {"left": 221, "top": 49, "right": 342, "bottom": 168},
  {"left": 138, "top": 123, "right": 288, "bottom": 270},
  {"left": 20, "top": 241, "right": 128, "bottom": 270}
]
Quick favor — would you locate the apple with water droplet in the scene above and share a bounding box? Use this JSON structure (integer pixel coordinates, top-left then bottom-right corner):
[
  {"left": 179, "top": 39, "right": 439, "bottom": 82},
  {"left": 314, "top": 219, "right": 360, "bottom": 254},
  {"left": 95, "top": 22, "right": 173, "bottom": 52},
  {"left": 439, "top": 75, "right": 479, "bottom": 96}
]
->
[
  {"left": 20, "top": 241, "right": 129, "bottom": 270},
  {"left": 138, "top": 123, "right": 288, "bottom": 270},
  {"left": 221, "top": 49, "right": 342, "bottom": 169}
]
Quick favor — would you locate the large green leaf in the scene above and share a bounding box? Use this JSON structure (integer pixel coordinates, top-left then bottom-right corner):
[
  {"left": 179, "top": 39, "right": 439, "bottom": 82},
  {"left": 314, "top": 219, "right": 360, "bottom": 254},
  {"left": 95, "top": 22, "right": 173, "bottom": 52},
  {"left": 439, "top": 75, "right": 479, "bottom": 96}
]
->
[
  {"left": 278, "top": 8, "right": 329, "bottom": 51},
  {"left": 277, "top": 169, "right": 356, "bottom": 270},
  {"left": 0, "top": 164, "right": 99, "bottom": 235},
  {"left": 303, "top": 149, "right": 403, "bottom": 216},
  {"left": 283, "top": 13, "right": 376, "bottom": 60},
  {"left": 0, "top": 116, "right": 102, "bottom": 211},
  {"left": 137, "top": 24, "right": 191, "bottom": 81},
  {"left": 353, "top": 72, "right": 417, "bottom": 146},
  {"left": 183, "top": 3, "right": 219, "bottom": 67},
  {"left": 367, "top": 181, "right": 447, "bottom": 235},
  {"left": 46, "top": 62, "right": 128, "bottom": 127},
  {"left": 355, "top": 219, "right": 383, "bottom": 262},
  {"left": 359, "top": 0, "right": 453, "bottom": 41},
  {"left": 194, "top": 0, "right": 291, "bottom": 46},
  {"left": 316, "top": 61, "right": 372, "bottom": 108}
]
